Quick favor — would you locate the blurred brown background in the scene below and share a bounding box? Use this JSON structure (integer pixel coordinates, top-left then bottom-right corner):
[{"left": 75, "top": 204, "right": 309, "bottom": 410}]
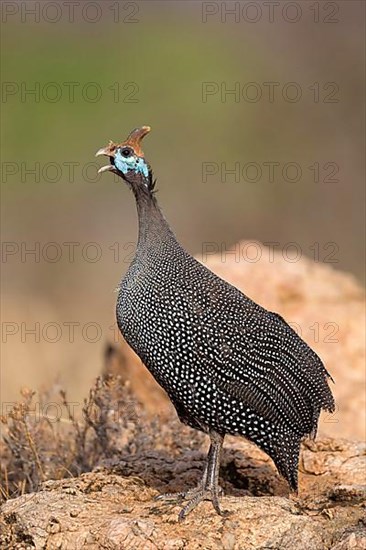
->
[{"left": 1, "top": 2, "right": 365, "bottom": 436}]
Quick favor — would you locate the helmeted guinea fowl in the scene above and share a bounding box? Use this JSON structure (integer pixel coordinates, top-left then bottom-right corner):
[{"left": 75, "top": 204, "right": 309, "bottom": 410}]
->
[{"left": 96, "top": 126, "right": 335, "bottom": 520}]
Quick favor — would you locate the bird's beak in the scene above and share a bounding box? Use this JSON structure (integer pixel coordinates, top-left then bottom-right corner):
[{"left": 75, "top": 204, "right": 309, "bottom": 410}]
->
[
  {"left": 95, "top": 146, "right": 111, "bottom": 157},
  {"left": 95, "top": 143, "right": 116, "bottom": 174}
]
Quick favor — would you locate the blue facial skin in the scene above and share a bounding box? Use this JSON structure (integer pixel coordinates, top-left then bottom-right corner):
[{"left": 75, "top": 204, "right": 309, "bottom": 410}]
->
[{"left": 114, "top": 149, "right": 149, "bottom": 178}]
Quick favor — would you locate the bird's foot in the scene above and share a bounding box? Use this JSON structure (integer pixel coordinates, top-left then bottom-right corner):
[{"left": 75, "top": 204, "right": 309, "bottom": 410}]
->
[
  {"left": 156, "top": 484, "right": 225, "bottom": 520},
  {"left": 178, "top": 485, "right": 225, "bottom": 521},
  {"left": 156, "top": 431, "right": 226, "bottom": 520},
  {"left": 155, "top": 483, "right": 205, "bottom": 504}
]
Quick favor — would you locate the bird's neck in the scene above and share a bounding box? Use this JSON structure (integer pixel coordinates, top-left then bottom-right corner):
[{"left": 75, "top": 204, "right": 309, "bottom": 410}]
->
[{"left": 133, "top": 188, "right": 176, "bottom": 252}]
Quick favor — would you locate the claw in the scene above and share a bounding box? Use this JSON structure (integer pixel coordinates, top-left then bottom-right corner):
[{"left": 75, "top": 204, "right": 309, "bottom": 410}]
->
[
  {"left": 155, "top": 491, "right": 187, "bottom": 502},
  {"left": 178, "top": 487, "right": 224, "bottom": 521},
  {"left": 156, "top": 484, "right": 225, "bottom": 520}
]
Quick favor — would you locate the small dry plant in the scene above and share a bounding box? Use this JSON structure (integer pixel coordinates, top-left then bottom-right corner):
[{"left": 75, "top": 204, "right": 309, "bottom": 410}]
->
[{"left": 0, "top": 376, "right": 143, "bottom": 503}]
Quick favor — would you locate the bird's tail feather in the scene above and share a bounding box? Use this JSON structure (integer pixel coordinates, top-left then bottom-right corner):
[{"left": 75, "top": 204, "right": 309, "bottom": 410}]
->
[{"left": 253, "top": 429, "right": 301, "bottom": 491}]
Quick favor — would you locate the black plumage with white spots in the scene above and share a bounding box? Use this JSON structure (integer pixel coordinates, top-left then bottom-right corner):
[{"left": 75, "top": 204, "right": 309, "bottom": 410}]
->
[{"left": 118, "top": 214, "right": 334, "bottom": 490}]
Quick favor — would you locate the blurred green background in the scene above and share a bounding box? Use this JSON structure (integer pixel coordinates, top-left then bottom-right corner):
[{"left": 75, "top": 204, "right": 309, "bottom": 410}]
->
[{"left": 1, "top": 1, "right": 364, "bottom": 404}]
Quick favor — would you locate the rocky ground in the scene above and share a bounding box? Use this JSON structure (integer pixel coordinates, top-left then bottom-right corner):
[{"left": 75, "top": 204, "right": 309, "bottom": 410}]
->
[
  {"left": 1, "top": 242, "right": 365, "bottom": 549},
  {"left": 1, "top": 431, "right": 365, "bottom": 549}
]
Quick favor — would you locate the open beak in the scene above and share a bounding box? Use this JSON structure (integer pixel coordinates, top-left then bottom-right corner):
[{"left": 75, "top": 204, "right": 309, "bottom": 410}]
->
[{"left": 95, "top": 143, "right": 116, "bottom": 174}]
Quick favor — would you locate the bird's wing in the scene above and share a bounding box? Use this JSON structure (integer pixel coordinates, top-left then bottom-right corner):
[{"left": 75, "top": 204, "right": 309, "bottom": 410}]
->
[{"left": 185, "top": 277, "right": 335, "bottom": 437}]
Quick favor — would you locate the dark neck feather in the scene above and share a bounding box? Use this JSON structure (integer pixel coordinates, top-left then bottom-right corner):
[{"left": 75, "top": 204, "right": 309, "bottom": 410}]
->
[{"left": 133, "top": 185, "right": 175, "bottom": 251}]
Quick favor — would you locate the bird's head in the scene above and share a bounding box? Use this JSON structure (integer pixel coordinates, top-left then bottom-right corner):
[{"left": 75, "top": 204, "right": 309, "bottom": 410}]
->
[{"left": 96, "top": 126, "right": 153, "bottom": 193}]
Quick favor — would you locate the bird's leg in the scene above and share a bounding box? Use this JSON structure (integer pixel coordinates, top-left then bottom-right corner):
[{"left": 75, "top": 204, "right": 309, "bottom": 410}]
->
[
  {"left": 178, "top": 431, "right": 224, "bottom": 520},
  {"left": 156, "top": 431, "right": 225, "bottom": 519}
]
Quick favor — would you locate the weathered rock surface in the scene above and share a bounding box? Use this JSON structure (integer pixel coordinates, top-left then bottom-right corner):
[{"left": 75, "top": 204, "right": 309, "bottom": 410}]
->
[{"left": 1, "top": 436, "right": 365, "bottom": 549}]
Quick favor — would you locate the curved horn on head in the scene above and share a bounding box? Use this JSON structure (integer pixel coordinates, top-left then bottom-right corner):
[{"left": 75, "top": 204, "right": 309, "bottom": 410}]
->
[{"left": 123, "top": 126, "right": 151, "bottom": 157}]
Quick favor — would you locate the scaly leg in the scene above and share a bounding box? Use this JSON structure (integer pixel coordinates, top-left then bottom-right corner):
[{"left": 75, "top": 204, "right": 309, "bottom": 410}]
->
[{"left": 156, "top": 431, "right": 225, "bottom": 520}]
